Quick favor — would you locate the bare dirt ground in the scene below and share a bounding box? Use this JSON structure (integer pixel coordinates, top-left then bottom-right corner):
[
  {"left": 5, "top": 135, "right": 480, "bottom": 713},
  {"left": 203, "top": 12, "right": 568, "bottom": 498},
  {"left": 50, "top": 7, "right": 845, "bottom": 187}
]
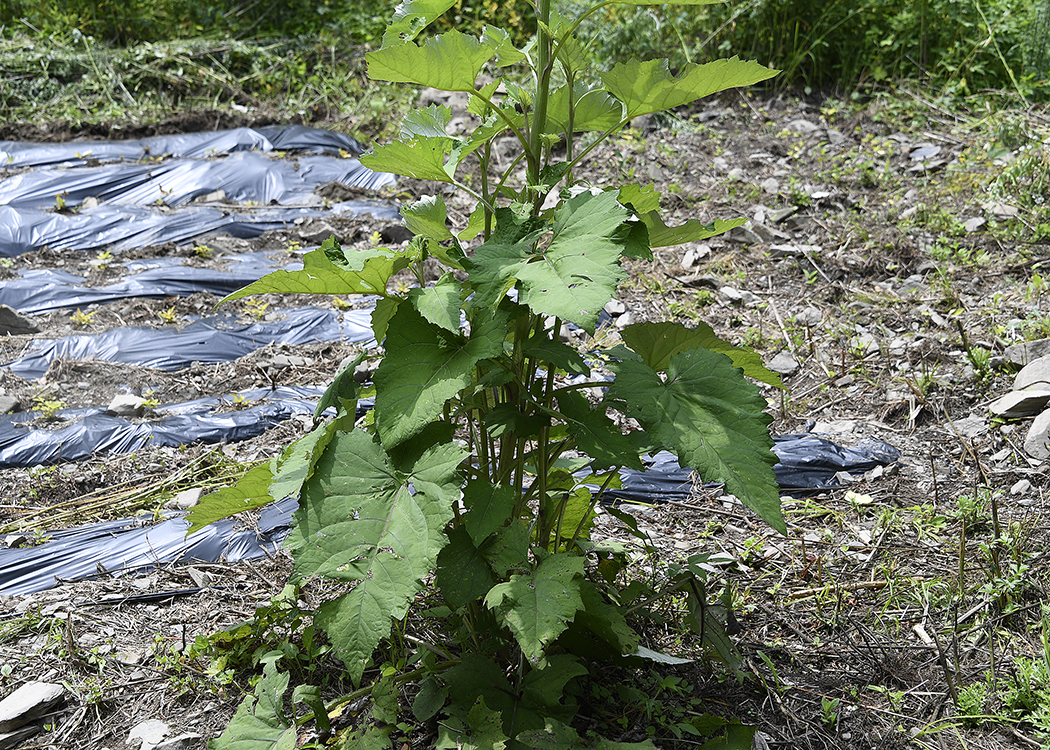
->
[{"left": 1, "top": 91, "right": 1049, "bottom": 749}]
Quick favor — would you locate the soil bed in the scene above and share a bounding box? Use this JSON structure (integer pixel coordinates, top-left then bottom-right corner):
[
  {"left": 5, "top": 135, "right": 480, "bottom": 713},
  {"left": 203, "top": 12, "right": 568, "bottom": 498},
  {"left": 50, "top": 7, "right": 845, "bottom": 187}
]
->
[{"left": 1, "top": 94, "right": 1049, "bottom": 749}]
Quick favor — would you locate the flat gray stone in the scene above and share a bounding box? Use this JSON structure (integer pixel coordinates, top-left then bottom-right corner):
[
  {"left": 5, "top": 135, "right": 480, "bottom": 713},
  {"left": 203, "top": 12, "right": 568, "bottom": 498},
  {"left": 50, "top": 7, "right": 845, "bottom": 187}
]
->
[
  {"left": 1011, "top": 479, "right": 1032, "bottom": 495},
  {"left": 794, "top": 306, "right": 822, "bottom": 327},
  {"left": 784, "top": 118, "right": 820, "bottom": 134},
  {"left": 0, "top": 305, "right": 39, "bottom": 336},
  {"left": 166, "top": 488, "right": 204, "bottom": 511},
  {"left": 0, "top": 397, "right": 19, "bottom": 415},
  {"left": 0, "top": 682, "right": 64, "bottom": 733},
  {"left": 1015, "top": 354, "right": 1050, "bottom": 390},
  {"left": 106, "top": 394, "right": 146, "bottom": 418},
  {"left": 1024, "top": 408, "right": 1050, "bottom": 460},
  {"left": 768, "top": 351, "right": 799, "bottom": 375},
  {"left": 989, "top": 389, "right": 1050, "bottom": 419},
  {"left": 128, "top": 719, "right": 170, "bottom": 750},
  {"left": 948, "top": 415, "right": 987, "bottom": 439},
  {"left": 1005, "top": 338, "right": 1050, "bottom": 367}
]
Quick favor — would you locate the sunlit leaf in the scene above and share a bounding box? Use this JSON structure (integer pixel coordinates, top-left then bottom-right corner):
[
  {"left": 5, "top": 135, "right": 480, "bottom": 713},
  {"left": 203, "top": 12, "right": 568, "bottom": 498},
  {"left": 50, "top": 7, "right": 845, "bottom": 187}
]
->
[
  {"left": 607, "top": 348, "right": 783, "bottom": 533},
  {"left": 484, "top": 553, "right": 586, "bottom": 662},
  {"left": 622, "top": 320, "right": 782, "bottom": 386},
  {"left": 367, "top": 31, "right": 497, "bottom": 90},
  {"left": 602, "top": 57, "right": 778, "bottom": 119}
]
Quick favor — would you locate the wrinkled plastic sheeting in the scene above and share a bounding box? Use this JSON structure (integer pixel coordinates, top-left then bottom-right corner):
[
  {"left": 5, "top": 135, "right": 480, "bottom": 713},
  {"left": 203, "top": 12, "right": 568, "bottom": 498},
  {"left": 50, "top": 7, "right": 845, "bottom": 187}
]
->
[
  {"left": 0, "top": 151, "right": 392, "bottom": 211},
  {"left": 0, "top": 124, "right": 366, "bottom": 170},
  {"left": 0, "top": 386, "right": 343, "bottom": 469},
  {"left": 0, "top": 497, "right": 297, "bottom": 596},
  {"left": 0, "top": 199, "right": 399, "bottom": 258},
  {"left": 0, "top": 252, "right": 300, "bottom": 314},
  {"left": 605, "top": 434, "right": 901, "bottom": 503},
  {"left": 771, "top": 434, "right": 900, "bottom": 494},
  {"left": 0, "top": 430, "right": 899, "bottom": 595},
  {"left": 3, "top": 306, "right": 376, "bottom": 379}
]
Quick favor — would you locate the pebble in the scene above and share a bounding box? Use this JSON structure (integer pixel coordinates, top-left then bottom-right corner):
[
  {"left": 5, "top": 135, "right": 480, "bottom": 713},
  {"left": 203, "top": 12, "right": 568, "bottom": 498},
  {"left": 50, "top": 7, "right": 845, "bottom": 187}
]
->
[
  {"left": 1011, "top": 479, "right": 1032, "bottom": 495},
  {"left": 1024, "top": 409, "right": 1050, "bottom": 460}
]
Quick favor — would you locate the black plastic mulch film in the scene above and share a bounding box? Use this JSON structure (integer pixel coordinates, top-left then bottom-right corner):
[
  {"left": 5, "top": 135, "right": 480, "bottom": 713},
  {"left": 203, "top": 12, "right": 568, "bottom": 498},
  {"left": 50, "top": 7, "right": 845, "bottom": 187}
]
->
[{"left": 0, "top": 126, "right": 900, "bottom": 595}]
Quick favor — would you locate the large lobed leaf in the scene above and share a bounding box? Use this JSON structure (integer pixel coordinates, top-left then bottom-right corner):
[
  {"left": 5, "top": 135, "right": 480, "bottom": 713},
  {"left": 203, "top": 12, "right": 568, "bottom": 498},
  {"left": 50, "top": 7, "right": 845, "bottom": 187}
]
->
[
  {"left": 484, "top": 553, "right": 586, "bottom": 663},
  {"left": 361, "top": 136, "right": 463, "bottom": 183},
  {"left": 372, "top": 304, "right": 504, "bottom": 447},
  {"left": 621, "top": 321, "right": 782, "bottom": 387},
  {"left": 222, "top": 243, "right": 406, "bottom": 302},
  {"left": 607, "top": 348, "right": 784, "bottom": 533},
  {"left": 208, "top": 659, "right": 295, "bottom": 750},
  {"left": 185, "top": 463, "right": 273, "bottom": 537},
  {"left": 381, "top": 0, "right": 457, "bottom": 46},
  {"left": 367, "top": 30, "right": 497, "bottom": 90},
  {"left": 287, "top": 428, "right": 465, "bottom": 684},
  {"left": 468, "top": 192, "right": 628, "bottom": 333},
  {"left": 602, "top": 57, "right": 778, "bottom": 120}
]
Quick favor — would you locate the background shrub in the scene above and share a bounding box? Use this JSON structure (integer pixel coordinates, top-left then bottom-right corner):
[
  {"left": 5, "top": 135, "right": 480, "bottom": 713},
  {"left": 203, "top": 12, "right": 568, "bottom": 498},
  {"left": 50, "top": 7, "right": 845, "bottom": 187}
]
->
[{"left": 571, "top": 0, "right": 1049, "bottom": 98}]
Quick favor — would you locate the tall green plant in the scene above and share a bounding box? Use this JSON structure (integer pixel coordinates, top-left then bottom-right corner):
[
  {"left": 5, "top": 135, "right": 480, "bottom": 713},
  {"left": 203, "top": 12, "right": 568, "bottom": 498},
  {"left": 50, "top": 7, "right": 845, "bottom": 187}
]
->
[{"left": 200, "top": 0, "right": 782, "bottom": 746}]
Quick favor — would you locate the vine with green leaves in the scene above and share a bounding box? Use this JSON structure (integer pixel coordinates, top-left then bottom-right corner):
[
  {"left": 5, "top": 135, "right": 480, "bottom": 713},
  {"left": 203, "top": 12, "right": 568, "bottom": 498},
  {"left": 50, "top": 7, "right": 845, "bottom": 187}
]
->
[{"left": 195, "top": 0, "right": 783, "bottom": 746}]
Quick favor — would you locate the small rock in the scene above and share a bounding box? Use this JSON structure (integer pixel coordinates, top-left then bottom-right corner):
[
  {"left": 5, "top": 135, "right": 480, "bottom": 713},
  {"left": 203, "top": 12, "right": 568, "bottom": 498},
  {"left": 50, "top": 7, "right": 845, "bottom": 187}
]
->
[
  {"left": 0, "top": 305, "right": 40, "bottom": 335},
  {"left": 813, "top": 420, "right": 857, "bottom": 435},
  {"left": 784, "top": 118, "right": 820, "bottom": 134},
  {"left": 760, "top": 177, "right": 780, "bottom": 194},
  {"left": 269, "top": 354, "right": 308, "bottom": 369},
  {"left": 1011, "top": 479, "right": 1032, "bottom": 496},
  {"left": 604, "top": 299, "right": 626, "bottom": 316},
  {"left": 614, "top": 311, "right": 635, "bottom": 329},
  {"left": 680, "top": 274, "right": 720, "bottom": 289},
  {"left": 128, "top": 719, "right": 170, "bottom": 750},
  {"left": 794, "top": 306, "right": 822, "bottom": 327},
  {"left": 767, "top": 351, "right": 798, "bottom": 375},
  {"left": 948, "top": 415, "right": 987, "bottom": 439},
  {"left": 896, "top": 275, "right": 926, "bottom": 295},
  {"left": 106, "top": 394, "right": 147, "bottom": 418},
  {"left": 719, "top": 286, "right": 761, "bottom": 306},
  {"left": 725, "top": 224, "right": 764, "bottom": 244},
  {"left": 727, "top": 167, "right": 747, "bottom": 182},
  {"left": 167, "top": 488, "right": 204, "bottom": 511},
  {"left": 769, "top": 243, "right": 821, "bottom": 258},
  {"left": 963, "top": 217, "right": 986, "bottom": 233},
  {"left": 680, "top": 244, "right": 710, "bottom": 268},
  {"left": 1015, "top": 354, "right": 1050, "bottom": 390},
  {"left": 825, "top": 129, "right": 846, "bottom": 146},
  {"left": 989, "top": 390, "right": 1050, "bottom": 419},
  {"left": 833, "top": 375, "right": 854, "bottom": 388},
  {"left": 0, "top": 682, "right": 65, "bottom": 733},
  {"left": 0, "top": 397, "right": 19, "bottom": 415},
  {"left": 749, "top": 221, "right": 792, "bottom": 243},
  {"left": 910, "top": 145, "right": 942, "bottom": 161},
  {"left": 298, "top": 219, "right": 337, "bottom": 245},
  {"left": 1004, "top": 338, "right": 1050, "bottom": 367},
  {"left": 767, "top": 206, "right": 797, "bottom": 224},
  {"left": 983, "top": 201, "right": 1020, "bottom": 220},
  {"left": 1025, "top": 409, "right": 1050, "bottom": 460}
]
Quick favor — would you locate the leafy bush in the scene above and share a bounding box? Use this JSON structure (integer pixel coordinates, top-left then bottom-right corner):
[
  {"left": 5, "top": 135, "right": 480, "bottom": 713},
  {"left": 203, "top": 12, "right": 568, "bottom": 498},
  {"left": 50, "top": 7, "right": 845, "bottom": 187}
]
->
[
  {"left": 575, "top": 0, "right": 1049, "bottom": 97},
  {"left": 1, "top": 0, "right": 394, "bottom": 44},
  {"left": 197, "top": 0, "right": 785, "bottom": 745}
]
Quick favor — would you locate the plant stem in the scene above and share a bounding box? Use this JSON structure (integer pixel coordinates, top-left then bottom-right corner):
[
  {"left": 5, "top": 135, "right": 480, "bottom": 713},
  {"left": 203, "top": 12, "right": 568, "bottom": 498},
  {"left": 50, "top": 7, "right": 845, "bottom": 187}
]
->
[{"left": 527, "top": 0, "right": 552, "bottom": 211}]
